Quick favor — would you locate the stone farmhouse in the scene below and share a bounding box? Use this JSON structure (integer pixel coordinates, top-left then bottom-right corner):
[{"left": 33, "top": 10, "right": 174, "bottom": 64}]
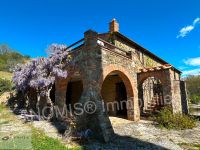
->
[{"left": 54, "top": 19, "right": 188, "bottom": 141}]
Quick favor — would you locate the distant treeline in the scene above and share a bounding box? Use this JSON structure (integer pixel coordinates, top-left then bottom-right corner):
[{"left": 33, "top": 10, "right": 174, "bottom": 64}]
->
[
  {"left": 0, "top": 44, "right": 30, "bottom": 72},
  {"left": 185, "top": 75, "right": 200, "bottom": 104}
]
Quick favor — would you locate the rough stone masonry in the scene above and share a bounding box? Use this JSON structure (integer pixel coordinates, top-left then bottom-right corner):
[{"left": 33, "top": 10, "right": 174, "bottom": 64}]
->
[{"left": 54, "top": 19, "right": 188, "bottom": 142}]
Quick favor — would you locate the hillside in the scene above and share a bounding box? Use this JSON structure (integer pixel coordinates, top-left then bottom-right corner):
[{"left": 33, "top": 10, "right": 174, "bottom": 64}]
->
[
  {"left": 0, "top": 44, "right": 30, "bottom": 96},
  {"left": 0, "top": 44, "right": 30, "bottom": 72},
  {"left": 0, "top": 71, "right": 13, "bottom": 80}
]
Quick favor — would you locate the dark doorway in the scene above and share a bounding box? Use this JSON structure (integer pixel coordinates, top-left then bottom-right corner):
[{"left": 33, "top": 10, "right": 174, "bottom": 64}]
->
[
  {"left": 116, "top": 82, "right": 127, "bottom": 117},
  {"left": 50, "top": 83, "right": 55, "bottom": 104},
  {"left": 66, "top": 80, "right": 83, "bottom": 108}
]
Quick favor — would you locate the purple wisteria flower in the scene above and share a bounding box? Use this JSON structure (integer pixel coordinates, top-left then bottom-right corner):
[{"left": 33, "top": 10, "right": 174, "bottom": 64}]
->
[{"left": 12, "top": 44, "right": 71, "bottom": 95}]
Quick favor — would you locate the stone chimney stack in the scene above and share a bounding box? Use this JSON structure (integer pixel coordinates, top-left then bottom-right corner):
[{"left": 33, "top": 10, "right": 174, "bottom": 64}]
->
[{"left": 109, "top": 18, "right": 119, "bottom": 33}]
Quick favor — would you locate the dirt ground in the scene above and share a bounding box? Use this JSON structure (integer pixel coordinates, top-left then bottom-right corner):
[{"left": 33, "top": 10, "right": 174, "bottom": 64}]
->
[
  {"left": 30, "top": 116, "right": 200, "bottom": 150},
  {"left": 84, "top": 117, "right": 200, "bottom": 150},
  {"left": 1, "top": 105, "right": 200, "bottom": 150}
]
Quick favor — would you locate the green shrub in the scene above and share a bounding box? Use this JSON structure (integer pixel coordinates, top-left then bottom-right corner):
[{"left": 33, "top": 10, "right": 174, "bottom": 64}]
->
[
  {"left": 0, "top": 78, "right": 12, "bottom": 95},
  {"left": 153, "top": 107, "right": 196, "bottom": 130},
  {"left": 185, "top": 75, "right": 200, "bottom": 104},
  {"left": 190, "top": 95, "right": 200, "bottom": 104}
]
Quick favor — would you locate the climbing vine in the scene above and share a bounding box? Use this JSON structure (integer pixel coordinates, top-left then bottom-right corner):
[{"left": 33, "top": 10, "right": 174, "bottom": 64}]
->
[{"left": 12, "top": 44, "right": 72, "bottom": 112}]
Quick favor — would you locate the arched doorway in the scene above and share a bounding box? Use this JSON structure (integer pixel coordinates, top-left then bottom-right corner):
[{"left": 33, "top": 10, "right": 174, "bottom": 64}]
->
[
  {"left": 101, "top": 71, "right": 133, "bottom": 119},
  {"left": 66, "top": 78, "right": 83, "bottom": 109},
  {"left": 139, "top": 77, "right": 164, "bottom": 115}
]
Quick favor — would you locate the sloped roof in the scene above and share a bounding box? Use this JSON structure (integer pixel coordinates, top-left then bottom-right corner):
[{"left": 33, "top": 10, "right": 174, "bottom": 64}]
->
[{"left": 112, "top": 32, "right": 181, "bottom": 74}]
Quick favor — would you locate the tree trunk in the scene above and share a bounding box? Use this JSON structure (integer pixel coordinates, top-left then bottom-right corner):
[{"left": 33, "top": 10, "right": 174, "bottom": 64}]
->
[{"left": 36, "top": 92, "right": 41, "bottom": 115}]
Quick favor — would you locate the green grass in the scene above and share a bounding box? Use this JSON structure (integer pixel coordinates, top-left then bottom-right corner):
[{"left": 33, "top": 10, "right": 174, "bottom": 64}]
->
[
  {"left": 194, "top": 144, "right": 200, "bottom": 150},
  {"left": 0, "top": 104, "right": 5, "bottom": 113},
  {"left": 31, "top": 128, "right": 81, "bottom": 150},
  {"left": 0, "top": 104, "right": 82, "bottom": 150},
  {"left": 195, "top": 144, "right": 200, "bottom": 149},
  {"left": 0, "top": 71, "right": 13, "bottom": 80},
  {"left": 178, "top": 143, "right": 200, "bottom": 149},
  {"left": 0, "top": 120, "right": 9, "bottom": 125}
]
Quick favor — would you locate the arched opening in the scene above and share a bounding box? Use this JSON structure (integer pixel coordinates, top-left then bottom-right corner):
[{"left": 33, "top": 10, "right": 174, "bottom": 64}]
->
[
  {"left": 139, "top": 77, "right": 164, "bottom": 116},
  {"left": 66, "top": 78, "right": 83, "bottom": 109},
  {"left": 101, "top": 71, "right": 133, "bottom": 119}
]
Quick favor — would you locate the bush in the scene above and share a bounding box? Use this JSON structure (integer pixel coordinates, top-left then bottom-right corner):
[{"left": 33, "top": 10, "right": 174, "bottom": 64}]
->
[
  {"left": 0, "top": 78, "right": 12, "bottom": 95},
  {"left": 185, "top": 75, "right": 200, "bottom": 104},
  {"left": 153, "top": 107, "right": 196, "bottom": 130},
  {"left": 190, "top": 95, "right": 200, "bottom": 104}
]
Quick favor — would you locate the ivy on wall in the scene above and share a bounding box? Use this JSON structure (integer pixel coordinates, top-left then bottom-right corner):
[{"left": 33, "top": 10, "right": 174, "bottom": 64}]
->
[{"left": 146, "top": 57, "right": 156, "bottom": 67}]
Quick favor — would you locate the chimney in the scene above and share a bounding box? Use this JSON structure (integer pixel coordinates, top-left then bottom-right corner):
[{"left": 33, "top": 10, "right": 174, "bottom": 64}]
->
[{"left": 109, "top": 18, "right": 119, "bottom": 33}]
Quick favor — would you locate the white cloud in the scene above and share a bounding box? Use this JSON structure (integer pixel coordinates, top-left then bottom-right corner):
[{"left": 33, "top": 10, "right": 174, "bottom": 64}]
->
[
  {"left": 184, "top": 57, "right": 200, "bottom": 66},
  {"left": 177, "top": 26, "right": 194, "bottom": 38},
  {"left": 177, "top": 17, "right": 200, "bottom": 38},
  {"left": 178, "top": 66, "right": 188, "bottom": 70},
  {"left": 182, "top": 68, "right": 200, "bottom": 76},
  {"left": 193, "top": 17, "right": 200, "bottom": 25},
  {"left": 182, "top": 57, "right": 200, "bottom": 76}
]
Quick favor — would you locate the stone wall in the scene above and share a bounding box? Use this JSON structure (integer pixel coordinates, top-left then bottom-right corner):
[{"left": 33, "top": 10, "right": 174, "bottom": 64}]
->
[
  {"left": 172, "top": 80, "right": 183, "bottom": 113},
  {"left": 138, "top": 68, "right": 188, "bottom": 114},
  {"left": 55, "top": 29, "right": 187, "bottom": 142},
  {"left": 100, "top": 44, "right": 140, "bottom": 120},
  {"left": 114, "top": 35, "right": 163, "bottom": 68},
  {"left": 55, "top": 30, "right": 115, "bottom": 142}
]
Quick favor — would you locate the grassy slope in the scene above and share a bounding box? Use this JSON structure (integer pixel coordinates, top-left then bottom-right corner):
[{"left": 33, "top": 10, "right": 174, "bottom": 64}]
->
[{"left": 0, "top": 71, "right": 13, "bottom": 80}]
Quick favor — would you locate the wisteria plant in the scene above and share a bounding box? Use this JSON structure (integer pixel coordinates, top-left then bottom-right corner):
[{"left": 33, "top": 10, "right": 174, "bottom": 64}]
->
[{"left": 12, "top": 44, "right": 72, "bottom": 114}]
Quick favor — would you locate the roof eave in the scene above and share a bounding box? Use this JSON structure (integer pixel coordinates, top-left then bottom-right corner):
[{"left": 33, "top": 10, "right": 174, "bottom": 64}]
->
[{"left": 112, "top": 32, "right": 182, "bottom": 74}]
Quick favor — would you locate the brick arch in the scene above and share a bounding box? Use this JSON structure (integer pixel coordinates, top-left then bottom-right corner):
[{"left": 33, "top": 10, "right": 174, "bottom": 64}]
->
[
  {"left": 138, "top": 75, "right": 165, "bottom": 114},
  {"left": 139, "top": 75, "right": 162, "bottom": 86},
  {"left": 138, "top": 72, "right": 167, "bottom": 87},
  {"left": 55, "top": 67, "right": 84, "bottom": 107},
  {"left": 100, "top": 64, "right": 135, "bottom": 98},
  {"left": 100, "top": 64, "right": 139, "bottom": 121}
]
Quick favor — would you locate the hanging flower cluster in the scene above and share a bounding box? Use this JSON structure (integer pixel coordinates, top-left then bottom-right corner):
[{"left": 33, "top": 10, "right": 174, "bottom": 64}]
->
[{"left": 13, "top": 44, "right": 71, "bottom": 97}]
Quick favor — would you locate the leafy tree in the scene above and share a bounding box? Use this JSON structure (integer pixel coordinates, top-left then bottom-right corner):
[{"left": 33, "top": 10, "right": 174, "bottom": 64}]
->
[
  {"left": 0, "top": 44, "right": 12, "bottom": 54},
  {"left": 185, "top": 75, "right": 200, "bottom": 104}
]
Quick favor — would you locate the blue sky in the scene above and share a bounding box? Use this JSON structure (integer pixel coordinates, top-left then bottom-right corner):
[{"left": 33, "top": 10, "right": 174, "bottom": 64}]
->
[{"left": 0, "top": 0, "right": 200, "bottom": 76}]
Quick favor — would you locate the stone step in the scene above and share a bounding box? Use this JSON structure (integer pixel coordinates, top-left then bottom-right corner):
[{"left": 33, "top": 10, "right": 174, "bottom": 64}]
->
[
  {"left": 144, "top": 109, "right": 153, "bottom": 113},
  {"left": 147, "top": 105, "right": 156, "bottom": 109},
  {"left": 149, "top": 103, "right": 157, "bottom": 106},
  {"left": 147, "top": 102, "right": 157, "bottom": 105},
  {"left": 147, "top": 106, "right": 155, "bottom": 110}
]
